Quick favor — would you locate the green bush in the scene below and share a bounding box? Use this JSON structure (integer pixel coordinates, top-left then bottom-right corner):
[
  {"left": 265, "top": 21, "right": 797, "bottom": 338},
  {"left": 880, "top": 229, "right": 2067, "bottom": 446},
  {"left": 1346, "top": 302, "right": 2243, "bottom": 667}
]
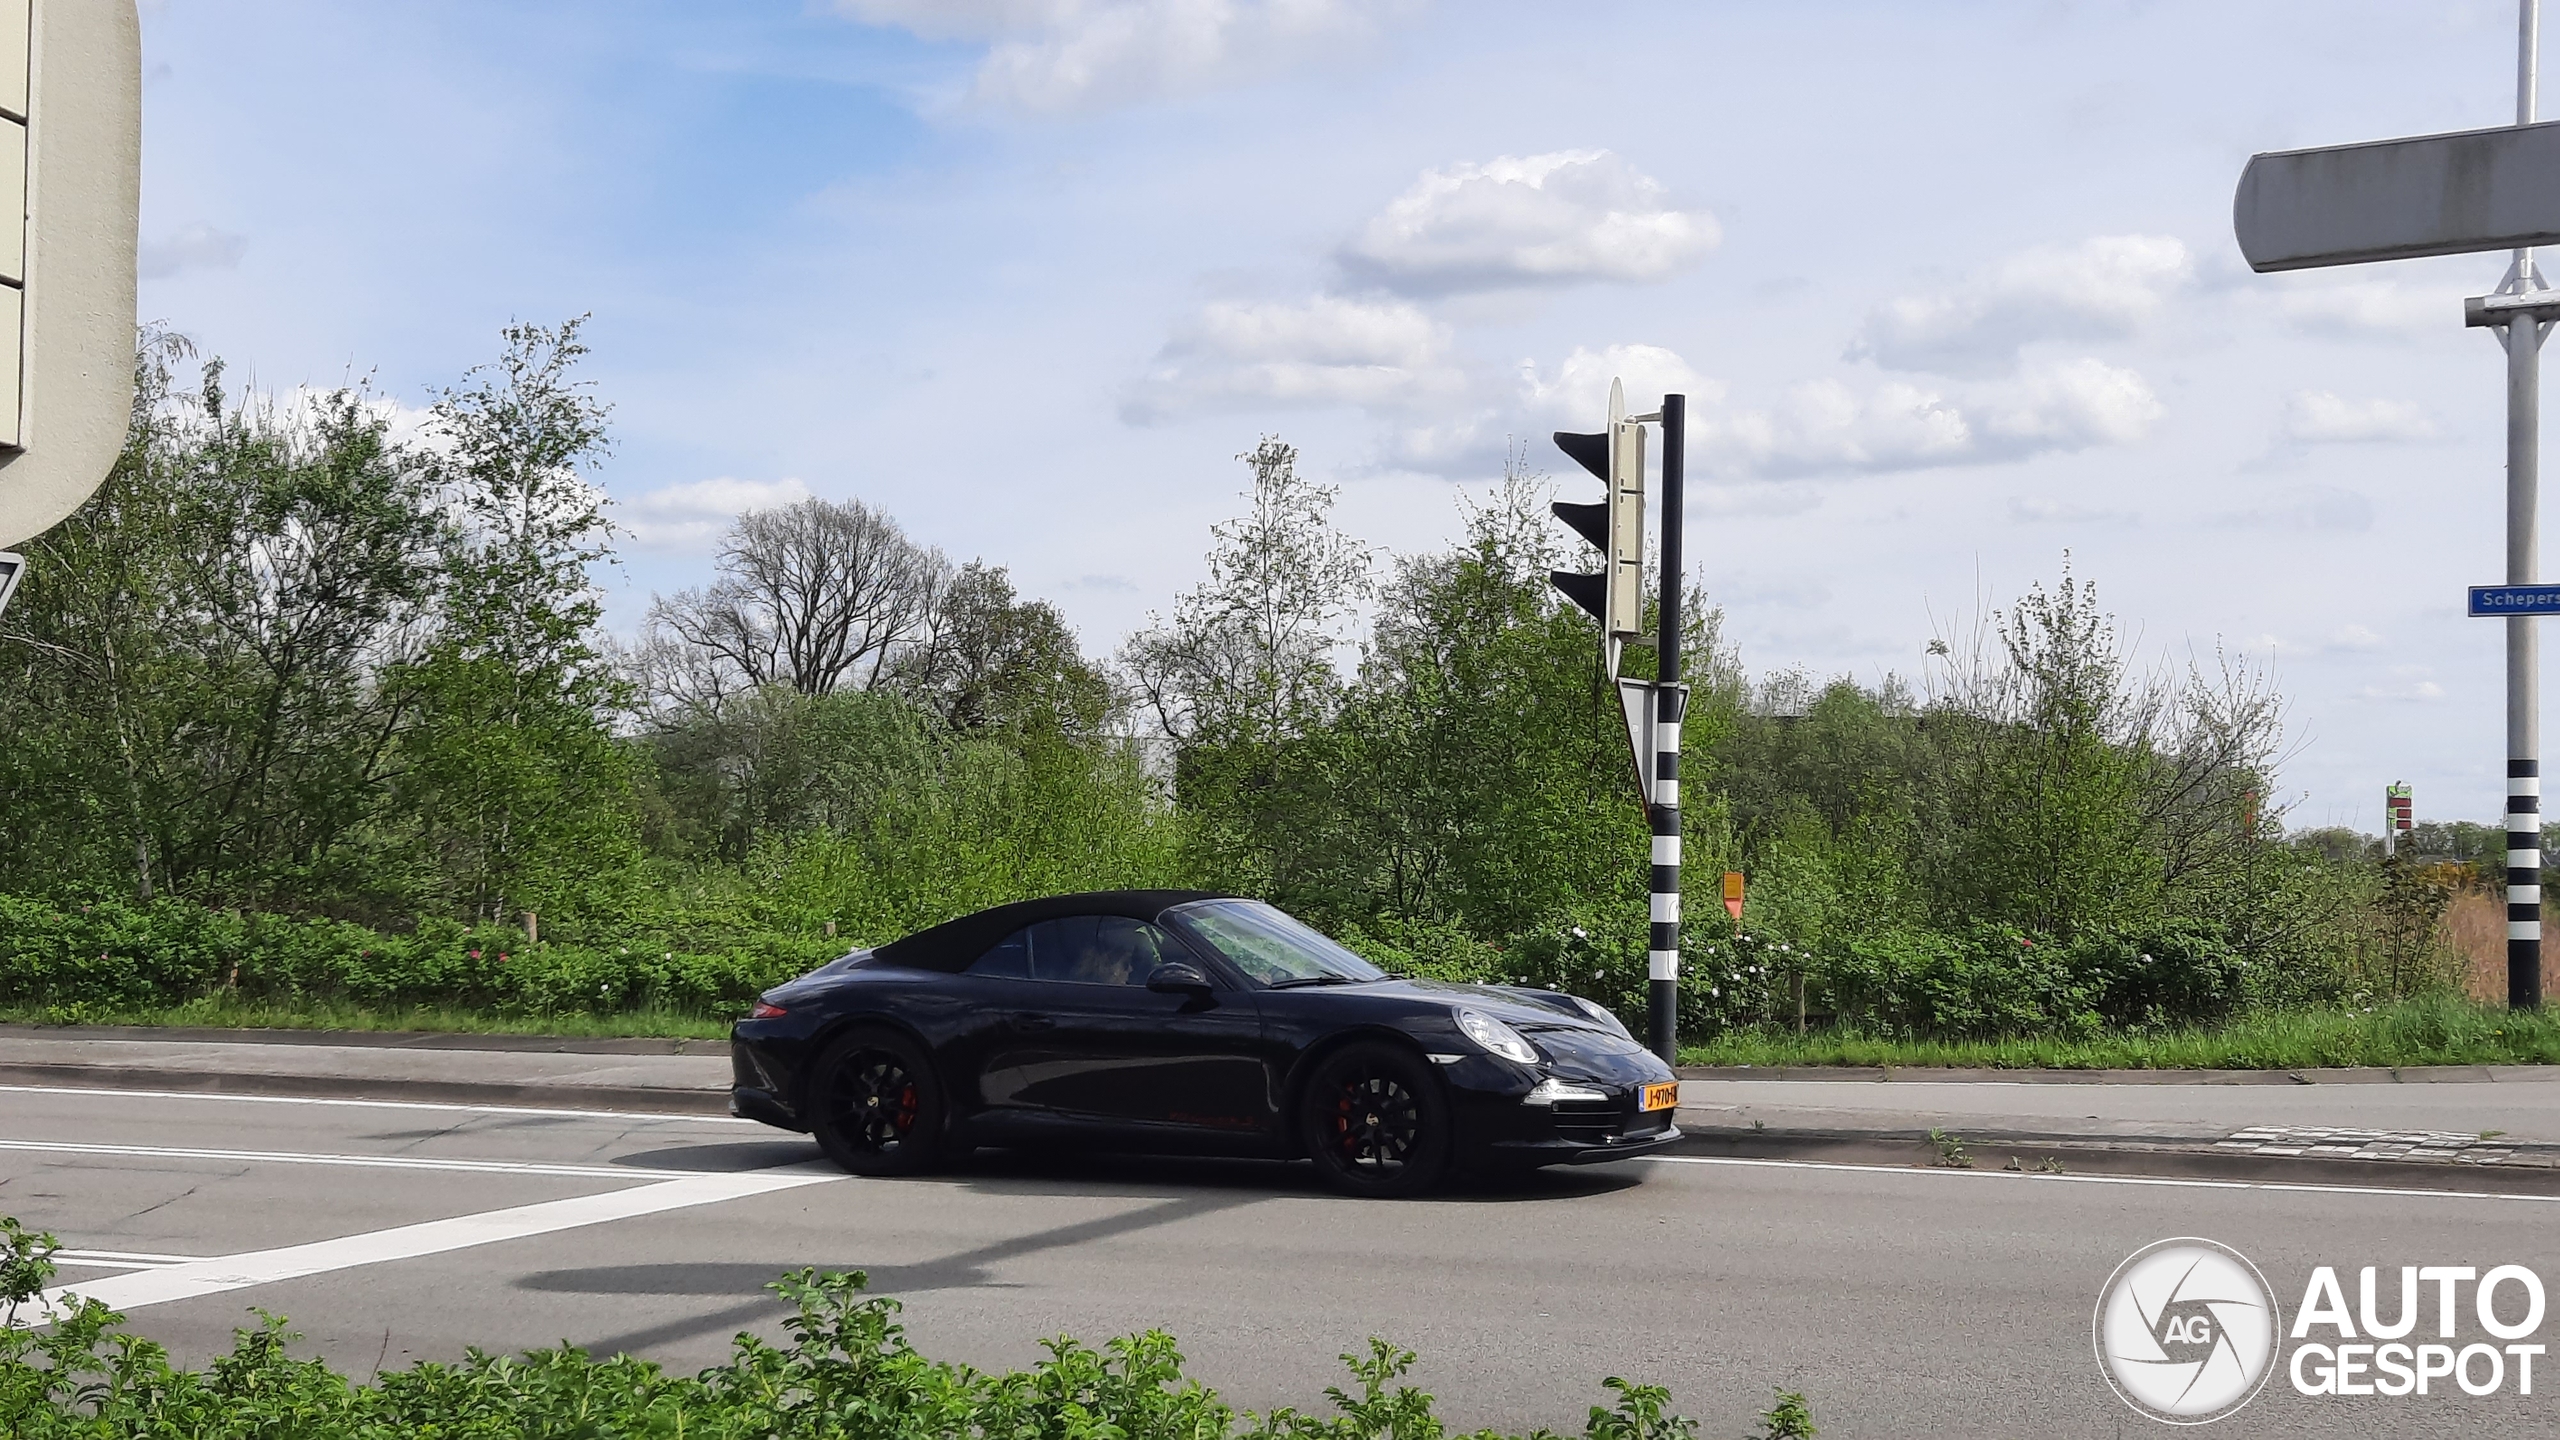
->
[
  {"left": 0, "top": 894, "right": 838, "bottom": 1020},
  {"left": 0, "top": 1217, "right": 1760, "bottom": 1440}
]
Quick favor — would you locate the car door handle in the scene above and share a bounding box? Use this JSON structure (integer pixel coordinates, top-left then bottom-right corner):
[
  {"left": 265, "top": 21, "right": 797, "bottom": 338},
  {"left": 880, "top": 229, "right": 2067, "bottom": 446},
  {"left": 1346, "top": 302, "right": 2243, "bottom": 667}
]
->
[{"left": 1008, "top": 1013, "right": 1054, "bottom": 1034}]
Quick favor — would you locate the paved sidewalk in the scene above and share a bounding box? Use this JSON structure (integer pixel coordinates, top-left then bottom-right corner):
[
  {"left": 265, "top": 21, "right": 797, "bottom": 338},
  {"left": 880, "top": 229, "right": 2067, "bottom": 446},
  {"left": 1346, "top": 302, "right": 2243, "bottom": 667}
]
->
[{"left": 0, "top": 1027, "right": 732, "bottom": 1113}]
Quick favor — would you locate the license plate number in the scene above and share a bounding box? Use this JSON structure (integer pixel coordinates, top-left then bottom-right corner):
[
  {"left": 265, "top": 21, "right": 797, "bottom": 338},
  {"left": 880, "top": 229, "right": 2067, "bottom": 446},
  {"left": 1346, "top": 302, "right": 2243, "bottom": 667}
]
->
[{"left": 1641, "top": 1081, "right": 1678, "bottom": 1112}]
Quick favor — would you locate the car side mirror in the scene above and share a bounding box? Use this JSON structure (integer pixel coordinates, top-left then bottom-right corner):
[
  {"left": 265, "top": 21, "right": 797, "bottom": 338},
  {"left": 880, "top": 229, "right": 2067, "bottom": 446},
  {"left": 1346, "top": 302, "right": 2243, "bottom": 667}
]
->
[{"left": 1146, "top": 962, "right": 1214, "bottom": 996}]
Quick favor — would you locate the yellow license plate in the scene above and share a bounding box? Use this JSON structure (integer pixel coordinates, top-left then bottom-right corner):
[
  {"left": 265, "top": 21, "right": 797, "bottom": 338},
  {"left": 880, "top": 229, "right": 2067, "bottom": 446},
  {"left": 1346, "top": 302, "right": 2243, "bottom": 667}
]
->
[{"left": 1641, "top": 1081, "right": 1679, "bottom": 1112}]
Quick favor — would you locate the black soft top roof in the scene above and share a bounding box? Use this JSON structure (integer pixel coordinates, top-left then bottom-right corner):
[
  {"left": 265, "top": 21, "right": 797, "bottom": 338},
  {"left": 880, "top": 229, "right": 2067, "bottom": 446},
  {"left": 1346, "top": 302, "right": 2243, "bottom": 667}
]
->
[{"left": 869, "top": 889, "right": 1229, "bottom": 973}]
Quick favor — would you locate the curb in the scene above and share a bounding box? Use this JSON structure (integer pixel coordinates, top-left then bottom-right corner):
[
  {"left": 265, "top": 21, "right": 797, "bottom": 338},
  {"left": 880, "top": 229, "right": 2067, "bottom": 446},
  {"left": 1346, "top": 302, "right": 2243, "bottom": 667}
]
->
[
  {"left": 1675, "top": 1063, "right": 2560, "bottom": 1086},
  {"left": 1657, "top": 1127, "right": 2560, "bottom": 1195},
  {"left": 0, "top": 1061, "right": 735, "bottom": 1117}
]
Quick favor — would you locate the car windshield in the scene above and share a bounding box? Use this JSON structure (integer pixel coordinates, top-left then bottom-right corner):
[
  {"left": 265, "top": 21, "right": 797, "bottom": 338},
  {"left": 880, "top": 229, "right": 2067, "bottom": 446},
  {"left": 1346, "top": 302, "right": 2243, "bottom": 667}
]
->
[{"left": 1164, "top": 899, "right": 1386, "bottom": 987}]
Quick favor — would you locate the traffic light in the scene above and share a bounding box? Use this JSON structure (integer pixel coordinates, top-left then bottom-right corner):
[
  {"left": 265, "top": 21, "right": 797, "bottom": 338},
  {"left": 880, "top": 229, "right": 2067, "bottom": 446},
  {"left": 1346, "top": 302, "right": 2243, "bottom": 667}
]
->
[{"left": 1549, "top": 377, "right": 1647, "bottom": 672}]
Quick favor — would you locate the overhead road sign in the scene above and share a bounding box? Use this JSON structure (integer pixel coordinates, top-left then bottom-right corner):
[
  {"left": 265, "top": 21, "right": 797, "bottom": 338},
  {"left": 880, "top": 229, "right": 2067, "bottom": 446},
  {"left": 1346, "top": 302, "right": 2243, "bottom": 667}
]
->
[
  {"left": 2472, "top": 583, "right": 2560, "bottom": 615},
  {"left": 0, "top": 0, "right": 141, "bottom": 548},
  {"left": 2235, "top": 120, "right": 2560, "bottom": 272}
]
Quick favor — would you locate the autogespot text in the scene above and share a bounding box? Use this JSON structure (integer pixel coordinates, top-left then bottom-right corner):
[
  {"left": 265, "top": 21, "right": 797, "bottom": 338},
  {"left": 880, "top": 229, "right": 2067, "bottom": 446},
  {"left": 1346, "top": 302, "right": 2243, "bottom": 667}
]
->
[{"left": 2289, "top": 1264, "right": 2546, "bottom": 1398}]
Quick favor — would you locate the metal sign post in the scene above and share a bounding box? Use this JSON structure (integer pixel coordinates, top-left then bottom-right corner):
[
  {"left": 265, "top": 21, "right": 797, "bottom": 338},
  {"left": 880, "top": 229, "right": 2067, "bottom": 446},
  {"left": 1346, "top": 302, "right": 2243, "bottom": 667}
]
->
[
  {"left": 2234, "top": 0, "right": 2550, "bottom": 1008},
  {"left": 1646, "top": 393, "right": 1686, "bottom": 1068}
]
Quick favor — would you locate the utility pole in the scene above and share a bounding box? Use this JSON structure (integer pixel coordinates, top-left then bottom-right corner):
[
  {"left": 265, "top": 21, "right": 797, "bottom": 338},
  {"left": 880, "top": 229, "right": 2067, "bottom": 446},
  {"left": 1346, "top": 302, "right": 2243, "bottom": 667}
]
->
[{"left": 2505, "top": 0, "right": 2548, "bottom": 1011}]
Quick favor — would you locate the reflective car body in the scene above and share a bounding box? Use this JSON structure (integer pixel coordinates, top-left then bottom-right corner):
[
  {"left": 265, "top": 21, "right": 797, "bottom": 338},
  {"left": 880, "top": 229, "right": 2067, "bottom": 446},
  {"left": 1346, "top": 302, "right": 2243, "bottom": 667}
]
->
[{"left": 729, "top": 889, "right": 1681, "bottom": 1182}]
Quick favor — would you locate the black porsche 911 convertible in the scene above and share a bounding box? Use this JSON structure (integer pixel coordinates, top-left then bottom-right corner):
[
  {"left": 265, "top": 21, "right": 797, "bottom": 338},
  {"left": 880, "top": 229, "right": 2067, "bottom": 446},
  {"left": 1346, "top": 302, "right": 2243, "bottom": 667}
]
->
[{"left": 729, "top": 889, "right": 1681, "bottom": 1196}]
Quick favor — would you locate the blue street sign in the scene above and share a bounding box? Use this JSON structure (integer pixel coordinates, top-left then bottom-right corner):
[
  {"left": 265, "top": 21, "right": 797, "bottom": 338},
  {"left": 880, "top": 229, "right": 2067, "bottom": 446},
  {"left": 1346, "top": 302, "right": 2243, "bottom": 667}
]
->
[{"left": 2470, "top": 584, "right": 2560, "bottom": 616}]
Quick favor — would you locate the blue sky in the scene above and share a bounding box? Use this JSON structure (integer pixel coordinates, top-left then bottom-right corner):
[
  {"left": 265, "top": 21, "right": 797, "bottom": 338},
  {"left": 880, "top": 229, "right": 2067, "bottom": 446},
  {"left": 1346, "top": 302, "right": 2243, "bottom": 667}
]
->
[{"left": 133, "top": 0, "right": 2551, "bottom": 831}]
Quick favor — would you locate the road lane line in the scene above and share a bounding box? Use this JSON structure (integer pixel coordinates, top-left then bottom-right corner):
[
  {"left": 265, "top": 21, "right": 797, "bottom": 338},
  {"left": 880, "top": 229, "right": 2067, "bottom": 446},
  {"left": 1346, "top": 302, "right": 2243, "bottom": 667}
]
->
[
  {"left": 1646, "top": 1153, "right": 2560, "bottom": 1203},
  {"left": 54, "top": 1250, "right": 199, "bottom": 1268},
  {"left": 0, "top": 1082, "right": 759, "bottom": 1126},
  {"left": 25, "top": 1167, "right": 839, "bottom": 1325},
  {"left": 0, "top": 1136, "right": 758, "bottom": 1180}
]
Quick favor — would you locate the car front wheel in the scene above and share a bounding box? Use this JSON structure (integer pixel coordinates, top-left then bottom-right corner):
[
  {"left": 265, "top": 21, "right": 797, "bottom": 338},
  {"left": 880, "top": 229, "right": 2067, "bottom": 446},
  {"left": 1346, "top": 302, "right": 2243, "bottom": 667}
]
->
[
  {"left": 808, "top": 1027, "right": 947, "bottom": 1176},
  {"left": 1299, "top": 1041, "right": 1452, "bottom": 1198}
]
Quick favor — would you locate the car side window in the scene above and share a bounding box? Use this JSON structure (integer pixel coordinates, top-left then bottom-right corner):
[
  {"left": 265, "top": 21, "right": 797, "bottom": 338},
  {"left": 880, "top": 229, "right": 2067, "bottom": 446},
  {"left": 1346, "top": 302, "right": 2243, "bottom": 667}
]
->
[
  {"left": 967, "top": 927, "right": 1033, "bottom": 979},
  {"left": 1025, "top": 916, "right": 1181, "bottom": 986}
]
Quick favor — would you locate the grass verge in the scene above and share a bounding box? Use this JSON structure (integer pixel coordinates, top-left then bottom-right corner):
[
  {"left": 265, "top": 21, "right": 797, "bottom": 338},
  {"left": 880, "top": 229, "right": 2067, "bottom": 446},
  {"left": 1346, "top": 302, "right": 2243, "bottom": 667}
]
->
[{"left": 1680, "top": 995, "right": 2560, "bottom": 1070}]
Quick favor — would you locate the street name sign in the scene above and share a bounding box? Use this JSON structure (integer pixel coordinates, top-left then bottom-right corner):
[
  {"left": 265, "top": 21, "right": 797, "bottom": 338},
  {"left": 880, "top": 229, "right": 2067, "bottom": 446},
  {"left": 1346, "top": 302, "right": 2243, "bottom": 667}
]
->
[
  {"left": 2471, "top": 583, "right": 2560, "bottom": 615},
  {"left": 2236, "top": 120, "right": 2560, "bottom": 272}
]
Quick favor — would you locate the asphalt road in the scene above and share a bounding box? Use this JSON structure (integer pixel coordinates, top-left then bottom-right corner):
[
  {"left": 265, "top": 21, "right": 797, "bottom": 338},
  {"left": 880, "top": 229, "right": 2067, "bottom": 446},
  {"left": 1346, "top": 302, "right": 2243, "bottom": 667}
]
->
[{"left": 8, "top": 1082, "right": 2559, "bottom": 1437}]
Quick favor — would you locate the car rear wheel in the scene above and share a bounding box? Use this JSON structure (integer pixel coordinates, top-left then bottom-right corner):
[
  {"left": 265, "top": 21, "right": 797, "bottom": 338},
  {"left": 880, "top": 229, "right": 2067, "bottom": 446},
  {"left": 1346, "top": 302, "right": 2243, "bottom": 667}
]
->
[
  {"left": 1300, "top": 1042, "right": 1451, "bottom": 1198},
  {"left": 808, "top": 1028, "right": 946, "bottom": 1176}
]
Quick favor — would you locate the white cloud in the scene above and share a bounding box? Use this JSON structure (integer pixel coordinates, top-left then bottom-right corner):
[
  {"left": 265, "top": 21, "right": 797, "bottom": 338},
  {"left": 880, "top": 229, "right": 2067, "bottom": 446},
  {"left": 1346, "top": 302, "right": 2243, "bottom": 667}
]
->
[
  {"left": 620, "top": 476, "right": 813, "bottom": 551},
  {"left": 2281, "top": 390, "right": 2436, "bottom": 444},
  {"left": 1123, "top": 293, "right": 1462, "bottom": 423},
  {"left": 1852, "top": 234, "right": 2193, "bottom": 376},
  {"left": 2268, "top": 279, "right": 2447, "bottom": 338},
  {"left": 1386, "top": 341, "right": 1718, "bottom": 472},
  {"left": 1418, "top": 347, "right": 2160, "bottom": 481},
  {"left": 2009, "top": 497, "right": 2139, "bottom": 526},
  {"left": 1977, "top": 357, "right": 2164, "bottom": 453},
  {"left": 140, "top": 223, "right": 247, "bottom": 279},
  {"left": 2358, "top": 675, "right": 2445, "bottom": 702},
  {"left": 835, "top": 0, "right": 1412, "bottom": 112},
  {"left": 2208, "top": 484, "right": 2375, "bottom": 533},
  {"left": 1338, "top": 150, "right": 1718, "bottom": 295},
  {"left": 2323, "top": 624, "right": 2388, "bottom": 652}
]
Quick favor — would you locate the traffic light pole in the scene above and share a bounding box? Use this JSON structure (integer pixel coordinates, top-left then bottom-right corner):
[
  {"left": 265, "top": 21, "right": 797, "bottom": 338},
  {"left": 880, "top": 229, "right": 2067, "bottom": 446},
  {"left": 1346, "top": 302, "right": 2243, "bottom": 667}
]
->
[{"left": 1647, "top": 395, "right": 1686, "bottom": 1068}]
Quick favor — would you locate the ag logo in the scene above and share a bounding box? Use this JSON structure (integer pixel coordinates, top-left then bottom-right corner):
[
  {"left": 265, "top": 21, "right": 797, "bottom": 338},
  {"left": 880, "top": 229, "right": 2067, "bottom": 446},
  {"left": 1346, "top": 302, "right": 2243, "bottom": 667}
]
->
[{"left": 2094, "top": 1238, "right": 2281, "bottom": 1425}]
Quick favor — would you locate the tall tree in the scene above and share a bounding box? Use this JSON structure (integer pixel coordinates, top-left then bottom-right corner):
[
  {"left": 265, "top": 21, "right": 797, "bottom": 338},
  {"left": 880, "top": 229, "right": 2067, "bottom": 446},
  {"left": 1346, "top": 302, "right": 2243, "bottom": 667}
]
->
[
  {"left": 1121, "top": 437, "right": 1369, "bottom": 746},
  {"left": 895, "top": 561, "right": 1111, "bottom": 737},
  {"left": 394, "top": 317, "right": 634, "bottom": 925},
  {"left": 0, "top": 336, "right": 443, "bottom": 911},
  {"left": 643, "top": 496, "right": 944, "bottom": 710}
]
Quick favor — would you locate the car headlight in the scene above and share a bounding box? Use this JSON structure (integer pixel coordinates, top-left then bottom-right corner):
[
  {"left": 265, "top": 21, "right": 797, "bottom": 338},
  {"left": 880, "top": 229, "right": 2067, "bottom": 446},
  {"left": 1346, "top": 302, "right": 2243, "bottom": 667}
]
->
[
  {"left": 1523, "top": 1077, "right": 1609, "bottom": 1106},
  {"left": 1568, "top": 995, "right": 1629, "bottom": 1035},
  {"left": 1455, "top": 1007, "right": 1539, "bottom": 1064}
]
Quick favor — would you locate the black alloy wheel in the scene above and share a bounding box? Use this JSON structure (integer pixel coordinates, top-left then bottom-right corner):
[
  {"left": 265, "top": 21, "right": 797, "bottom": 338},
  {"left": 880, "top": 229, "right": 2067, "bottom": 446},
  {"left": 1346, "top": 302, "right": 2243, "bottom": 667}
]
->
[
  {"left": 1300, "top": 1042, "right": 1451, "bottom": 1198},
  {"left": 809, "top": 1028, "right": 946, "bottom": 1176}
]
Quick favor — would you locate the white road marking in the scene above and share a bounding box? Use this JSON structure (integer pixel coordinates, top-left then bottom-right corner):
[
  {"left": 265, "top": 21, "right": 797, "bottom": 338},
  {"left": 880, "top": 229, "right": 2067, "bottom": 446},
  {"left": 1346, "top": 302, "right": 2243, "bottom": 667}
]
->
[
  {"left": 0, "top": 1082, "right": 760, "bottom": 1125},
  {"left": 26, "top": 1166, "right": 839, "bottom": 1326},
  {"left": 50, "top": 1251, "right": 198, "bottom": 1271},
  {"left": 0, "top": 1136, "right": 767, "bottom": 1181},
  {"left": 1645, "top": 1153, "right": 2560, "bottom": 1203}
]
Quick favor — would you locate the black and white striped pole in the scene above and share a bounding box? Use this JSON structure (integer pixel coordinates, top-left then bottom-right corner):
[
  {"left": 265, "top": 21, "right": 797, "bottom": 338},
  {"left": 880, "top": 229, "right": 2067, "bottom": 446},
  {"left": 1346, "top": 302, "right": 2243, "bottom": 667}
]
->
[
  {"left": 1646, "top": 394, "right": 1686, "bottom": 1067},
  {"left": 1551, "top": 384, "right": 1688, "bottom": 1066}
]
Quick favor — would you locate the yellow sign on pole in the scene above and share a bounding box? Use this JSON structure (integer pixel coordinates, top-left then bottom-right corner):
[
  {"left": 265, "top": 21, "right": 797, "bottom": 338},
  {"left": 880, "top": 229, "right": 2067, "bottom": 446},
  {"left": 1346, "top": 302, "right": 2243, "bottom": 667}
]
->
[{"left": 1721, "top": 871, "right": 1744, "bottom": 922}]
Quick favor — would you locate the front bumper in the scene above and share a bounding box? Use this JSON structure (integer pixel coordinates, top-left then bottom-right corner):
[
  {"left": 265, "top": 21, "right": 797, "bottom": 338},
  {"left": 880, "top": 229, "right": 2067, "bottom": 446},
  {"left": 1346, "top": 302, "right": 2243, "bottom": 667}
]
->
[
  {"left": 1441, "top": 1037, "right": 1684, "bottom": 1168},
  {"left": 1480, "top": 1099, "right": 1682, "bottom": 1165}
]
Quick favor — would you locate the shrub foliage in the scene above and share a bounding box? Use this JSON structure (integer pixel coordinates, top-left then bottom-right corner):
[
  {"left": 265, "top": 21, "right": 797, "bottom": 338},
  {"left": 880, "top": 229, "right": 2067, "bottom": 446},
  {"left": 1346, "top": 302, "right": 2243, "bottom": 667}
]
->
[{"left": 0, "top": 1218, "right": 1752, "bottom": 1440}]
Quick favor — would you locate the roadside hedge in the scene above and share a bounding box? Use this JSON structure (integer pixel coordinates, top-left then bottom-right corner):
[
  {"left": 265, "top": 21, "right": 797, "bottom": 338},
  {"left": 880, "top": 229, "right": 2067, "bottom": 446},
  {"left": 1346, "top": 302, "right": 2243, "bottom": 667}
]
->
[
  {"left": 0, "top": 1219, "right": 1812, "bottom": 1440},
  {"left": 0, "top": 894, "right": 837, "bottom": 1019}
]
